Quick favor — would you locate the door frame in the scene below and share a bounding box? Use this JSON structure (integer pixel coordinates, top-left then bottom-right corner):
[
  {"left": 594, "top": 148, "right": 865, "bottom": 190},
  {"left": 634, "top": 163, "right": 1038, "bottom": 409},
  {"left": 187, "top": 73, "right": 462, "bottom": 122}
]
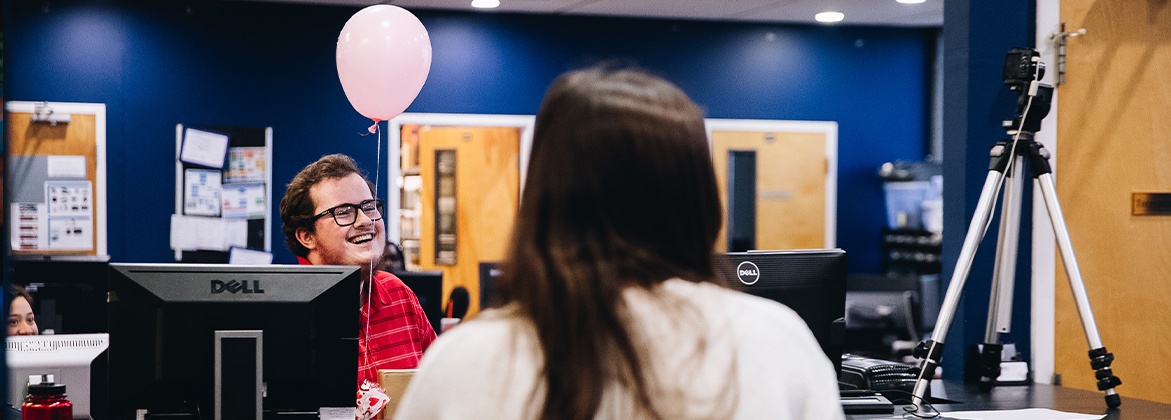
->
[
  {"left": 387, "top": 113, "right": 535, "bottom": 244},
  {"left": 704, "top": 118, "right": 838, "bottom": 249},
  {"left": 1028, "top": 0, "right": 1061, "bottom": 386}
]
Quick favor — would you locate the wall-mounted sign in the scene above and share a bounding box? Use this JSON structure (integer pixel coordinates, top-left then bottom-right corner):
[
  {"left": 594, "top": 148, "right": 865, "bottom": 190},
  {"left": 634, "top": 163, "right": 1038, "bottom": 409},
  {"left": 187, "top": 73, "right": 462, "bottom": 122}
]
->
[{"left": 1132, "top": 193, "right": 1171, "bottom": 216}]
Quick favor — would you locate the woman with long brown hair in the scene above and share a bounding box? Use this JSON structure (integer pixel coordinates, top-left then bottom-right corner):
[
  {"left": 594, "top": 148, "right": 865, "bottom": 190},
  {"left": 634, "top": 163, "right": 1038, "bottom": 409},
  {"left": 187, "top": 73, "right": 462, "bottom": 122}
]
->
[{"left": 395, "top": 68, "right": 842, "bottom": 420}]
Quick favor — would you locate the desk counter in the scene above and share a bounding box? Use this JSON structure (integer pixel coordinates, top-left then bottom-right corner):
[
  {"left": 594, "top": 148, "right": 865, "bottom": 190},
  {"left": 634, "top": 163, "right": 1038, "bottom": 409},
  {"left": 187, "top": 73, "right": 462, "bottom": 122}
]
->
[{"left": 848, "top": 381, "right": 1171, "bottom": 419}]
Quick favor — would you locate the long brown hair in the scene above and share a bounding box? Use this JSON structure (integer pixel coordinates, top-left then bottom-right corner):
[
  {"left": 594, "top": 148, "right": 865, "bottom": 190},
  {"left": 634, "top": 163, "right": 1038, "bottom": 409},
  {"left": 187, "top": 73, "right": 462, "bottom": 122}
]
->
[{"left": 497, "top": 68, "right": 724, "bottom": 420}]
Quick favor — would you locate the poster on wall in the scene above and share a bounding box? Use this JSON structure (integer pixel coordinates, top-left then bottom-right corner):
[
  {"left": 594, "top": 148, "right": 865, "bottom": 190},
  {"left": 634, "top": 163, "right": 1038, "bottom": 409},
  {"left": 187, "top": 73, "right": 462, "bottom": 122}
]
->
[
  {"left": 180, "top": 127, "right": 230, "bottom": 169},
  {"left": 10, "top": 203, "right": 49, "bottom": 251},
  {"left": 48, "top": 217, "right": 93, "bottom": 250},
  {"left": 225, "top": 147, "right": 266, "bottom": 183},
  {"left": 221, "top": 183, "right": 266, "bottom": 219},
  {"left": 44, "top": 180, "right": 94, "bottom": 250},
  {"left": 184, "top": 169, "right": 222, "bottom": 217}
]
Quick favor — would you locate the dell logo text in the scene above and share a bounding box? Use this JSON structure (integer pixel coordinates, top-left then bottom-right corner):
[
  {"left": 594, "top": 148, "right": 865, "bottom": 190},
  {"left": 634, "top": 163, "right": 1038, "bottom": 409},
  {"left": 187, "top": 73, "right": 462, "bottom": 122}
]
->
[
  {"left": 736, "top": 261, "right": 761, "bottom": 285},
  {"left": 210, "top": 280, "right": 266, "bottom": 294}
]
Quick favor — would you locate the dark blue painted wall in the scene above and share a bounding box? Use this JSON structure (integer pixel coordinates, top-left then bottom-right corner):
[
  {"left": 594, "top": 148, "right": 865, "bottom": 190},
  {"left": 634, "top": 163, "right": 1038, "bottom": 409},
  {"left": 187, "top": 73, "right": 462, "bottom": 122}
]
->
[
  {"left": 4, "top": 0, "right": 934, "bottom": 271},
  {"left": 940, "top": 0, "right": 1035, "bottom": 379}
]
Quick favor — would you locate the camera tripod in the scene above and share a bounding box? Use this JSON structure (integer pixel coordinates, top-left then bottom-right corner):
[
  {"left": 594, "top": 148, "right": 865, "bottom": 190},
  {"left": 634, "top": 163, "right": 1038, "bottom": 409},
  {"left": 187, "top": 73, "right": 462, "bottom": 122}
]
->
[{"left": 909, "top": 52, "right": 1122, "bottom": 410}]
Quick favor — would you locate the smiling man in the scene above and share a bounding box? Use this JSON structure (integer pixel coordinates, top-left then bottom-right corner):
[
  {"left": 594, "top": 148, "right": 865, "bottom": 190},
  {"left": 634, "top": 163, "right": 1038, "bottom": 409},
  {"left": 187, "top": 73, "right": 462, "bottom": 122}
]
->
[{"left": 280, "top": 154, "right": 436, "bottom": 386}]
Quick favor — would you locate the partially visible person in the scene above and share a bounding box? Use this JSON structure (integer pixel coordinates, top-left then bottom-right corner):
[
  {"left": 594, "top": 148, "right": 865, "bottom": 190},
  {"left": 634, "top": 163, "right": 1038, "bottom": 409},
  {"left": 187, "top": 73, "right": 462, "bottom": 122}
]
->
[
  {"left": 375, "top": 241, "right": 407, "bottom": 273},
  {"left": 394, "top": 69, "right": 843, "bottom": 420},
  {"left": 279, "top": 154, "right": 436, "bottom": 386},
  {"left": 439, "top": 286, "right": 470, "bottom": 333},
  {"left": 7, "top": 284, "right": 39, "bottom": 336},
  {"left": 444, "top": 286, "right": 469, "bottom": 320}
]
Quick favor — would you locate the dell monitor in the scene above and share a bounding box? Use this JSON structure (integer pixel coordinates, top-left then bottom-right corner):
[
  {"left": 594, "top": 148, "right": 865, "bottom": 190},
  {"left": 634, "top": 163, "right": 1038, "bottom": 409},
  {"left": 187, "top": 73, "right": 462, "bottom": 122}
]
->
[
  {"left": 6, "top": 334, "right": 109, "bottom": 420},
  {"left": 714, "top": 249, "right": 848, "bottom": 374},
  {"left": 106, "top": 263, "right": 360, "bottom": 420}
]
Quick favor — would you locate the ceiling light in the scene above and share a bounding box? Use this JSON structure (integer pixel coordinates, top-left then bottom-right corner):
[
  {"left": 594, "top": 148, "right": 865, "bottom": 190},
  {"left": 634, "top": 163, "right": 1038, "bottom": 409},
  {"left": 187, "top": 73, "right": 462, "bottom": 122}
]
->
[
  {"left": 897, "top": 0, "right": 927, "bottom": 4},
  {"left": 815, "top": 11, "right": 844, "bottom": 23},
  {"left": 471, "top": 0, "right": 499, "bottom": 8}
]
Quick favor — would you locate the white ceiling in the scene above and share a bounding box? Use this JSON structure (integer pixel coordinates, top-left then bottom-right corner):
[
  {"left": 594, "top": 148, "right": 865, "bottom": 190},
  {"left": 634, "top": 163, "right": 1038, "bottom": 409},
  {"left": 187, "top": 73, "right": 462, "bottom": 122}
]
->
[{"left": 253, "top": 0, "right": 943, "bottom": 27}]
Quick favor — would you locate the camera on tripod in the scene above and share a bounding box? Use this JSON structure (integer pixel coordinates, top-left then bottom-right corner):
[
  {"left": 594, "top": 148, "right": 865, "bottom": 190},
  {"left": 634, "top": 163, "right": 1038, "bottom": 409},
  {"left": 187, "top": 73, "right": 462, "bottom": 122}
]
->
[
  {"left": 1001, "top": 47, "right": 1054, "bottom": 134},
  {"left": 1002, "top": 47, "right": 1044, "bottom": 88},
  {"left": 907, "top": 46, "right": 1122, "bottom": 411}
]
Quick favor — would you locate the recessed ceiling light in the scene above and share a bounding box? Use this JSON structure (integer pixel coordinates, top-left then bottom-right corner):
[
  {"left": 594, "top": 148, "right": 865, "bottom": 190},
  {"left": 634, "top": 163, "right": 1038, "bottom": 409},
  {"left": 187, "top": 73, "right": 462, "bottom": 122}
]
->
[
  {"left": 471, "top": 0, "right": 500, "bottom": 8},
  {"left": 815, "top": 11, "right": 845, "bottom": 23},
  {"left": 897, "top": 0, "right": 927, "bottom": 4}
]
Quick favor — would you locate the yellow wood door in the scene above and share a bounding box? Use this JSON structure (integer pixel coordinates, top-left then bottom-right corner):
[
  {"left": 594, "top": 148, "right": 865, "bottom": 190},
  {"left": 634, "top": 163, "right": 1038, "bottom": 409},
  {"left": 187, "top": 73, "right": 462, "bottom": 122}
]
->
[
  {"left": 1053, "top": 1, "right": 1171, "bottom": 403},
  {"left": 7, "top": 112, "right": 101, "bottom": 256},
  {"left": 418, "top": 126, "right": 519, "bottom": 318},
  {"left": 711, "top": 131, "right": 827, "bottom": 252}
]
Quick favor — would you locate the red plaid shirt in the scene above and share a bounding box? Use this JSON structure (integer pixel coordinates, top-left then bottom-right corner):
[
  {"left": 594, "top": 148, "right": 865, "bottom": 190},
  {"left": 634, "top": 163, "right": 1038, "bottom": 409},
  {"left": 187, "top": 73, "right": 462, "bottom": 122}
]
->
[{"left": 298, "top": 257, "right": 437, "bottom": 385}]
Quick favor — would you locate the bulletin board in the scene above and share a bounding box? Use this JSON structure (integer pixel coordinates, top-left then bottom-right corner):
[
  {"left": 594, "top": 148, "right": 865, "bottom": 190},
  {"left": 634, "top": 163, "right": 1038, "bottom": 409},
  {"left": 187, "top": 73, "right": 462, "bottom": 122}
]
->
[
  {"left": 5, "top": 101, "right": 107, "bottom": 257},
  {"left": 171, "top": 124, "right": 272, "bottom": 263}
]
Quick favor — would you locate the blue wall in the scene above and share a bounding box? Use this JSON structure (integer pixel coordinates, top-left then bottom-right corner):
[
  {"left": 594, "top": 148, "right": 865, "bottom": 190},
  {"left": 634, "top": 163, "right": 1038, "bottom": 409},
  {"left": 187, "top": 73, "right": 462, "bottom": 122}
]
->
[{"left": 5, "top": 0, "right": 935, "bottom": 270}]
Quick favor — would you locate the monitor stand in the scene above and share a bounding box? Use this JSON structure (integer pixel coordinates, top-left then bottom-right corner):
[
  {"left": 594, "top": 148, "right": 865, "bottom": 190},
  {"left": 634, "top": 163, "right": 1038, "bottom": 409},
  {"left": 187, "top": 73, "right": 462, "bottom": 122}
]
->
[{"left": 215, "top": 331, "right": 262, "bottom": 420}]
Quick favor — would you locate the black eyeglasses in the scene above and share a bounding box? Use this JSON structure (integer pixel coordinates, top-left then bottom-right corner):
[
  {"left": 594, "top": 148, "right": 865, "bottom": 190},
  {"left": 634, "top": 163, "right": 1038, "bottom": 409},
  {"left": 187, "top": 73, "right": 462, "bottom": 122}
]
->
[{"left": 309, "top": 199, "right": 384, "bottom": 227}]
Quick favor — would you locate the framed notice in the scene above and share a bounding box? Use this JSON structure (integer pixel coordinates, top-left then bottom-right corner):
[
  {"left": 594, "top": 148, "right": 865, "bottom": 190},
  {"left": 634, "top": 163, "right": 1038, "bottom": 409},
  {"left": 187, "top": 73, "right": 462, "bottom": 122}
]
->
[{"left": 180, "top": 127, "right": 230, "bottom": 169}]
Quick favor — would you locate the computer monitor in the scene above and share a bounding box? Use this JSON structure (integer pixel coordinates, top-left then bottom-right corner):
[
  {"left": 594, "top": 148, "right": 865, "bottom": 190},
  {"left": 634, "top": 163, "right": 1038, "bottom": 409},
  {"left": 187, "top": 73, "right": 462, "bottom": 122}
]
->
[
  {"left": 6, "top": 334, "right": 109, "bottom": 420},
  {"left": 478, "top": 262, "right": 501, "bottom": 311},
  {"left": 391, "top": 270, "right": 443, "bottom": 334},
  {"left": 106, "top": 263, "right": 360, "bottom": 420},
  {"left": 714, "top": 249, "right": 848, "bottom": 374}
]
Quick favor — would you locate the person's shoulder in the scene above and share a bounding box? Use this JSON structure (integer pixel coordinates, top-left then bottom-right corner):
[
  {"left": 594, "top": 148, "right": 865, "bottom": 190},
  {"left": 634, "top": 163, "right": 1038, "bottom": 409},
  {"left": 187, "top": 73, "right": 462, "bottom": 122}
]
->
[
  {"left": 661, "top": 279, "right": 793, "bottom": 312},
  {"left": 374, "top": 270, "right": 405, "bottom": 286},
  {"left": 373, "top": 270, "right": 411, "bottom": 294},
  {"left": 410, "top": 307, "right": 539, "bottom": 384},
  {"left": 430, "top": 307, "right": 529, "bottom": 352},
  {"left": 397, "top": 307, "right": 540, "bottom": 419},
  {"left": 661, "top": 279, "right": 810, "bottom": 330}
]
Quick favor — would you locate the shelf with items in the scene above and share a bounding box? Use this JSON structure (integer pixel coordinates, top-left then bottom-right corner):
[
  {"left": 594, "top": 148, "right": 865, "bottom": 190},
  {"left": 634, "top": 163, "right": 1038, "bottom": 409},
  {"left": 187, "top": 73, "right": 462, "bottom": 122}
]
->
[
  {"left": 881, "top": 228, "right": 942, "bottom": 275},
  {"left": 398, "top": 125, "right": 423, "bottom": 271}
]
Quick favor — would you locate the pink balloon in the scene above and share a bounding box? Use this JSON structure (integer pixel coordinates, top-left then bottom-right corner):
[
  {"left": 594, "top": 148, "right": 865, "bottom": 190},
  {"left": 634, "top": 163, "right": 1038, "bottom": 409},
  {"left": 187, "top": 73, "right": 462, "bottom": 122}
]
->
[{"left": 337, "top": 5, "right": 432, "bottom": 121}]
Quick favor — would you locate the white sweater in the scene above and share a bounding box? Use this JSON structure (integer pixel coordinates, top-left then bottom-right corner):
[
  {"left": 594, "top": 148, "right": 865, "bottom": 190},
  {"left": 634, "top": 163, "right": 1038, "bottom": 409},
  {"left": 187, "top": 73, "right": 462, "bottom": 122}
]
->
[{"left": 394, "top": 279, "right": 844, "bottom": 420}]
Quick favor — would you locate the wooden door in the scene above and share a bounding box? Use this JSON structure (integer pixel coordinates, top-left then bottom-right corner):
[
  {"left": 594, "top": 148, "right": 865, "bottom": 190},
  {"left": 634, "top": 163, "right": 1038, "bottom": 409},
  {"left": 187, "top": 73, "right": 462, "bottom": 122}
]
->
[
  {"left": 711, "top": 131, "right": 827, "bottom": 252},
  {"left": 7, "top": 110, "right": 102, "bottom": 256},
  {"left": 1054, "top": 1, "right": 1171, "bottom": 403},
  {"left": 418, "top": 126, "right": 519, "bottom": 318}
]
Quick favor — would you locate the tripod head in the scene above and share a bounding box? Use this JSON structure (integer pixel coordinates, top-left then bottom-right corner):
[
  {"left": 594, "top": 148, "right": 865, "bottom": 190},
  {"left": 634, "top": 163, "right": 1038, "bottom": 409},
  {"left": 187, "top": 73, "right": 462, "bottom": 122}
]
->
[{"left": 1001, "top": 47, "right": 1054, "bottom": 135}]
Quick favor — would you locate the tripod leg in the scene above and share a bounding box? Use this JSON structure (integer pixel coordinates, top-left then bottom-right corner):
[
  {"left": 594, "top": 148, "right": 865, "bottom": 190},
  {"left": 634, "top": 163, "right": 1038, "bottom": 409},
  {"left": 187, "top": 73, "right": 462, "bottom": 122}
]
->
[
  {"left": 1035, "top": 173, "right": 1122, "bottom": 408},
  {"left": 910, "top": 170, "right": 1007, "bottom": 408},
  {"left": 980, "top": 157, "right": 1026, "bottom": 390}
]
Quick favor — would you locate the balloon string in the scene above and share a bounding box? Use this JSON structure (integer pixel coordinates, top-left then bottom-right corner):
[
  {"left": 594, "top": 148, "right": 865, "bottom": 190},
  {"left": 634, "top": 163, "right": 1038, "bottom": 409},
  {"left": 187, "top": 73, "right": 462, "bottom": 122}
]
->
[{"left": 361, "top": 120, "right": 382, "bottom": 377}]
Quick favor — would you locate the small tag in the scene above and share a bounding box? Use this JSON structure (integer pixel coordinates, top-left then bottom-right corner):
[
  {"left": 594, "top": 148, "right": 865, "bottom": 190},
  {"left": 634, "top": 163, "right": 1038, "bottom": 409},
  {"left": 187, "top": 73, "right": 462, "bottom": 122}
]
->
[
  {"left": 1132, "top": 193, "right": 1171, "bottom": 215},
  {"left": 759, "top": 190, "right": 794, "bottom": 200},
  {"left": 319, "top": 407, "right": 353, "bottom": 420}
]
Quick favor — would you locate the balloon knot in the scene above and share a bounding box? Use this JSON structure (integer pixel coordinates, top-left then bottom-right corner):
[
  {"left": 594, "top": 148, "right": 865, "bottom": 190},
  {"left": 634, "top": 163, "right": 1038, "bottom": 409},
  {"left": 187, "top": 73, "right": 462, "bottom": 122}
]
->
[{"left": 368, "top": 123, "right": 378, "bottom": 134}]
